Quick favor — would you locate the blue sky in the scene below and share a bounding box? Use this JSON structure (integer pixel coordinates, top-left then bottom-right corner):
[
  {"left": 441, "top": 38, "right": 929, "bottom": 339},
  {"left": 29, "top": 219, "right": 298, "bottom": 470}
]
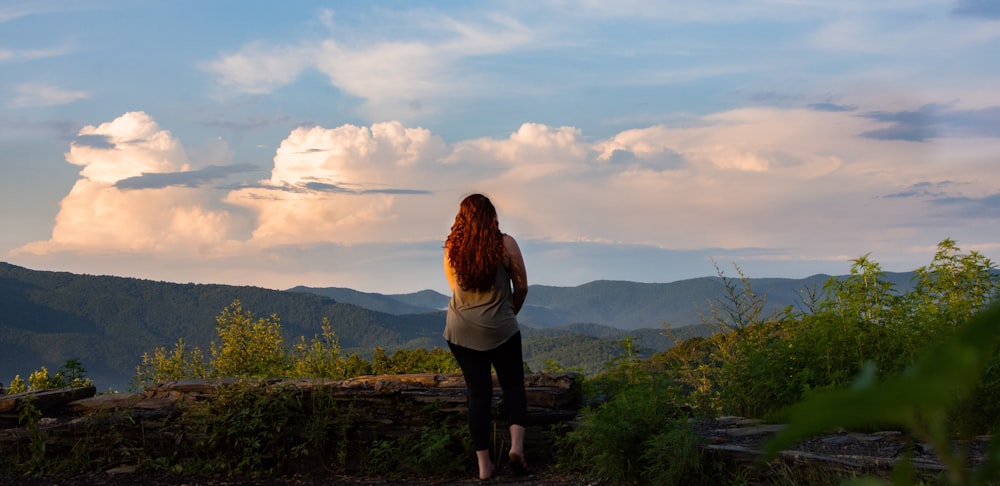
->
[{"left": 1, "top": 0, "right": 999, "bottom": 294}]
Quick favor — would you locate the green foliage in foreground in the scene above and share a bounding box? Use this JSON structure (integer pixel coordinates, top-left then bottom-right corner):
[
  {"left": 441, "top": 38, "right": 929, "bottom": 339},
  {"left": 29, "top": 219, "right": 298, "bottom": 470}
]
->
[
  {"left": 658, "top": 238, "right": 1000, "bottom": 424},
  {"left": 765, "top": 301, "right": 1000, "bottom": 486},
  {"left": 557, "top": 239, "right": 1000, "bottom": 485},
  {"left": 557, "top": 373, "right": 705, "bottom": 485},
  {"left": 132, "top": 300, "right": 460, "bottom": 389},
  {"left": 5, "top": 237, "right": 1000, "bottom": 485}
]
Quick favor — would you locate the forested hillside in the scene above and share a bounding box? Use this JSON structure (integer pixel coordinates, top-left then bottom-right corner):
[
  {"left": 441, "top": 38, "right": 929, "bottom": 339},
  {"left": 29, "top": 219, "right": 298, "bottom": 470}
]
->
[
  {"left": 3, "top": 263, "right": 708, "bottom": 390},
  {"left": 0, "top": 261, "right": 922, "bottom": 391},
  {"left": 0, "top": 262, "right": 444, "bottom": 391}
]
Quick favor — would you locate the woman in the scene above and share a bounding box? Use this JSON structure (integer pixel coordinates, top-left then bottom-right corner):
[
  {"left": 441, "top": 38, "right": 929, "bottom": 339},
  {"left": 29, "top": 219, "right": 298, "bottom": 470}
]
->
[{"left": 443, "top": 193, "right": 529, "bottom": 481}]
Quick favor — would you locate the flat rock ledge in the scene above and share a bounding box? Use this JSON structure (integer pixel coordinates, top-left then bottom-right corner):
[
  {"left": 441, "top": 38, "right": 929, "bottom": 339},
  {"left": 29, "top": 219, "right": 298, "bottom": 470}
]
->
[
  {"left": 2, "top": 378, "right": 991, "bottom": 482},
  {"left": 696, "top": 416, "right": 993, "bottom": 482},
  {"left": 0, "top": 372, "right": 582, "bottom": 472}
]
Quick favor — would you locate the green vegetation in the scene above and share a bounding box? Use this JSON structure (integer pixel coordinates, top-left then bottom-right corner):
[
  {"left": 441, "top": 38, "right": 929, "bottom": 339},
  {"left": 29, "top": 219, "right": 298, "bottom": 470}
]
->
[
  {"left": 3, "top": 238, "right": 1000, "bottom": 484},
  {"left": 764, "top": 301, "right": 1000, "bottom": 486},
  {"left": 553, "top": 238, "right": 1000, "bottom": 485},
  {"left": 133, "top": 300, "right": 461, "bottom": 389},
  {"left": 0, "top": 259, "right": 882, "bottom": 391},
  {"left": 360, "top": 414, "right": 468, "bottom": 478},
  {"left": 4, "top": 358, "right": 94, "bottom": 394}
]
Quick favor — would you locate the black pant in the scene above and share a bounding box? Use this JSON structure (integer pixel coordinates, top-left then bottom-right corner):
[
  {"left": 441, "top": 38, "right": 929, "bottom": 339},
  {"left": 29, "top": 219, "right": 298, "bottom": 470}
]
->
[{"left": 448, "top": 332, "right": 527, "bottom": 451}]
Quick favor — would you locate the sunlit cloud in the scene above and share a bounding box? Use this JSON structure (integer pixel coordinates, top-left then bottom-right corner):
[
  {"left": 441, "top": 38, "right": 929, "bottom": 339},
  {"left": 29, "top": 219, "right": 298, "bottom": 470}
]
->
[
  {"left": 12, "top": 97, "right": 1000, "bottom": 290},
  {"left": 224, "top": 121, "right": 450, "bottom": 246},
  {"left": 13, "top": 112, "right": 251, "bottom": 256}
]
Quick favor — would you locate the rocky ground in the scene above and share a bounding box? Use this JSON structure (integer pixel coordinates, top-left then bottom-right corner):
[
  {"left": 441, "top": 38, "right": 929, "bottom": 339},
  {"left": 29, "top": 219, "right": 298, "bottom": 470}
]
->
[{"left": 3, "top": 417, "right": 993, "bottom": 485}]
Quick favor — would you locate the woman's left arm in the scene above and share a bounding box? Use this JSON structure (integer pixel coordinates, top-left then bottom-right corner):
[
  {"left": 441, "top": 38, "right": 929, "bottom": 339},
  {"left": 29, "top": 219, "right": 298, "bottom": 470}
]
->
[{"left": 503, "top": 234, "right": 528, "bottom": 314}]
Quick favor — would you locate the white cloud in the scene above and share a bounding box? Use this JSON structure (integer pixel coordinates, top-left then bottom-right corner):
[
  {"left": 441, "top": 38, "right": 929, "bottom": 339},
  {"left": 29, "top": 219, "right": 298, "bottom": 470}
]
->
[
  {"left": 11, "top": 103, "right": 1000, "bottom": 290},
  {"left": 200, "top": 41, "right": 315, "bottom": 95},
  {"left": 10, "top": 83, "right": 88, "bottom": 107},
  {"left": 202, "top": 11, "right": 536, "bottom": 119},
  {"left": 0, "top": 45, "right": 72, "bottom": 63},
  {"left": 14, "top": 112, "right": 248, "bottom": 256},
  {"left": 68, "top": 112, "right": 189, "bottom": 182},
  {"left": 448, "top": 123, "right": 591, "bottom": 182},
  {"left": 225, "top": 121, "right": 451, "bottom": 246}
]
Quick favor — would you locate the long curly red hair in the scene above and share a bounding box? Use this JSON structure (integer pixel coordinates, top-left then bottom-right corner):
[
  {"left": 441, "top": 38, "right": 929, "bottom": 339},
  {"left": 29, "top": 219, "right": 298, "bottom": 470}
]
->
[{"left": 446, "top": 194, "right": 505, "bottom": 292}]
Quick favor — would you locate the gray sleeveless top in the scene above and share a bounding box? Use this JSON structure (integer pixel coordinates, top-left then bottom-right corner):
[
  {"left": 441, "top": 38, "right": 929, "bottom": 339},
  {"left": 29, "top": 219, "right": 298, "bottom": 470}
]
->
[{"left": 443, "top": 262, "right": 520, "bottom": 351}]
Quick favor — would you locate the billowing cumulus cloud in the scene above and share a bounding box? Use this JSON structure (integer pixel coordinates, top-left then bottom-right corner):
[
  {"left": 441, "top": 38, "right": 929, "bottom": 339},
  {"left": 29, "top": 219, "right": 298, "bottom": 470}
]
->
[
  {"left": 234, "top": 122, "right": 444, "bottom": 245},
  {"left": 67, "top": 112, "right": 190, "bottom": 182},
  {"left": 12, "top": 103, "right": 1000, "bottom": 291},
  {"left": 224, "top": 122, "right": 451, "bottom": 246},
  {"left": 4, "top": 2, "right": 1000, "bottom": 295},
  {"left": 15, "top": 112, "right": 249, "bottom": 256}
]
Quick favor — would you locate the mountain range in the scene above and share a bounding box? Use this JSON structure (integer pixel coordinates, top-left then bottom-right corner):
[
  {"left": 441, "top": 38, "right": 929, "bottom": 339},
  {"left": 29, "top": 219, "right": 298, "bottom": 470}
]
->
[{"left": 0, "top": 261, "right": 917, "bottom": 392}]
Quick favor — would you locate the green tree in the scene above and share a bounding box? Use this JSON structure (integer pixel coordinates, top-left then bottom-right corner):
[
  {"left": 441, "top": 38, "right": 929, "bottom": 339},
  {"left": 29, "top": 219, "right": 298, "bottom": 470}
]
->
[
  {"left": 56, "top": 358, "right": 94, "bottom": 388},
  {"left": 820, "top": 254, "right": 901, "bottom": 327},
  {"left": 342, "top": 354, "right": 371, "bottom": 377},
  {"left": 371, "top": 347, "right": 390, "bottom": 375},
  {"left": 210, "top": 300, "right": 290, "bottom": 378},
  {"left": 909, "top": 238, "right": 999, "bottom": 328},
  {"left": 706, "top": 260, "right": 771, "bottom": 332},
  {"left": 134, "top": 338, "right": 207, "bottom": 389}
]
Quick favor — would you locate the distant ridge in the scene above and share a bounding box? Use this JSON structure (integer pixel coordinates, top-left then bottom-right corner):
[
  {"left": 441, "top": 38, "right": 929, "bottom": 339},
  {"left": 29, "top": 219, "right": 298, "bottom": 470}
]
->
[
  {"left": 287, "top": 286, "right": 447, "bottom": 315},
  {"left": 296, "top": 273, "right": 919, "bottom": 330},
  {"left": 0, "top": 261, "right": 921, "bottom": 391}
]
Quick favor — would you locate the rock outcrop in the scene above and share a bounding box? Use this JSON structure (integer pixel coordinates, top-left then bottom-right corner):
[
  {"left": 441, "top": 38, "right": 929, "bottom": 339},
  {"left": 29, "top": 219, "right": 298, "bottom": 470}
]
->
[{"left": 0, "top": 373, "right": 582, "bottom": 472}]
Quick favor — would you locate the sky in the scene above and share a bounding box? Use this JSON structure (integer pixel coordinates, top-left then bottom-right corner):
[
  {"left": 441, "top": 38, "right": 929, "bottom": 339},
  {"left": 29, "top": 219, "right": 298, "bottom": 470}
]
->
[{"left": 1, "top": 0, "right": 999, "bottom": 295}]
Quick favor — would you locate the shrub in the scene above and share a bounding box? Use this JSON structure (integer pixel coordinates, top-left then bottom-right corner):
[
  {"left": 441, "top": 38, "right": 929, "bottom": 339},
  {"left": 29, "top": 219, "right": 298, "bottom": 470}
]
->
[
  {"left": 210, "top": 300, "right": 290, "bottom": 378},
  {"left": 765, "top": 301, "right": 1000, "bottom": 485},
  {"left": 162, "top": 382, "right": 346, "bottom": 475},
  {"left": 361, "top": 418, "right": 468, "bottom": 478},
  {"left": 134, "top": 338, "right": 207, "bottom": 389},
  {"left": 670, "top": 239, "right": 1000, "bottom": 424},
  {"left": 639, "top": 418, "right": 704, "bottom": 485},
  {"left": 558, "top": 374, "right": 694, "bottom": 485}
]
